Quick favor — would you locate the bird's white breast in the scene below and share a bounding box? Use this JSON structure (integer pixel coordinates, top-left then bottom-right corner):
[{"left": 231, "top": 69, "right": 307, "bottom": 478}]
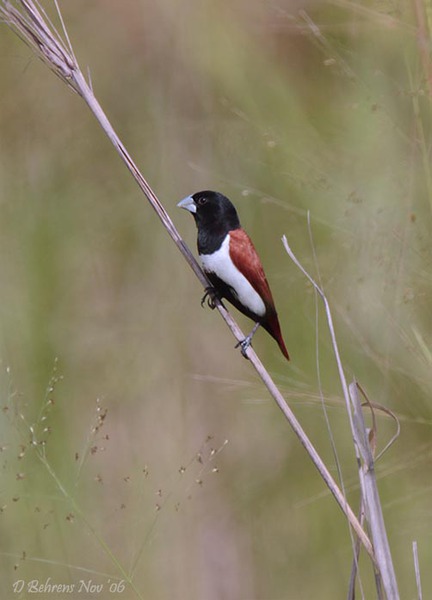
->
[{"left": 200, "top": 235, "right": 266, "bottom": 317}]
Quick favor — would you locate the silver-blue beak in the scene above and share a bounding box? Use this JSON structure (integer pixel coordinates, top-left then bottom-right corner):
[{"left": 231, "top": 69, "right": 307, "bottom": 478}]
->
[{"left": 177, "top": 195, "right": 196, "bottom": 213}]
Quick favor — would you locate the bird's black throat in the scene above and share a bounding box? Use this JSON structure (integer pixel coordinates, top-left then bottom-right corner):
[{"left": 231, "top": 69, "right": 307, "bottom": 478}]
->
[{"left": 197, "top": 225, "right": 233, "bottom": 255}]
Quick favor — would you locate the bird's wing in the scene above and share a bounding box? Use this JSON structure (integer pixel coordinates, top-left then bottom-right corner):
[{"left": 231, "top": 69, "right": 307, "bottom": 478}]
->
[
  {"left": 229, "top": 228, "right": 290, "bottom": 360},
  {"left": 228, "top": 228, "right": 276, "bottom": 312}
]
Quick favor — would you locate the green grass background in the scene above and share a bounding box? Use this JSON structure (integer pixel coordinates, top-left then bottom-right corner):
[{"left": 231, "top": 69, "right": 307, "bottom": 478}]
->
[{"left": 0, "top": 1, "right": 431, "bottom": 598}]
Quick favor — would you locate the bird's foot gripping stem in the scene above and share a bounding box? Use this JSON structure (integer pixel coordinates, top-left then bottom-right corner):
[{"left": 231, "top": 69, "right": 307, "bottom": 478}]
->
[
  {"left": 235, "top": 336, "right": 253, "bottom": 359},
  {"left": 235, "top": 322, "right": 261, "bottom": 359},
  {"left": 201, "top": 286, "right": 220, "bottom": 310}
]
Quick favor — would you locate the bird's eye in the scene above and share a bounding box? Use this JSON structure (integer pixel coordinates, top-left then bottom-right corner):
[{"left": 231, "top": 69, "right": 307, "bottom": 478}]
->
[{"left": 197, "top": 197, "right": 208, "bottom": 206}]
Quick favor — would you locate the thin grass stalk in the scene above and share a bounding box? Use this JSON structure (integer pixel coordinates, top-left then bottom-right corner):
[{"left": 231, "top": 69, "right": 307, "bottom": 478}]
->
[
  {"left": 307, "top": 218, "right": 365, "bottom": 596},
  {"left": 0, "top": 0, "right": 375, "bottom": 562},
  {"left": 412, "top": 540, "right": 423, "bottom": 600},
  {"left": 14, "top": 396, "right": 144, "bottom": 599},
  {"left": 347, "top": 503, "right": 366, "bottom": 600},
  {"left": 37, "top": 448, "right": 145, "bottom": 600}
]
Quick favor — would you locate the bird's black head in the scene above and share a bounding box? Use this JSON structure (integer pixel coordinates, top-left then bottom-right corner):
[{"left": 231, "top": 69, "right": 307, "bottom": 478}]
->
[{"left": 177, "top": 190, "right": 240, "bottom": 235}]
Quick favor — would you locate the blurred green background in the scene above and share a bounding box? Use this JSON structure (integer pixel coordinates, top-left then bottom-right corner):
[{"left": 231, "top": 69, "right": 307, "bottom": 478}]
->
[{"left": 0, "top": 1, "right": 431, "bottom": 598}]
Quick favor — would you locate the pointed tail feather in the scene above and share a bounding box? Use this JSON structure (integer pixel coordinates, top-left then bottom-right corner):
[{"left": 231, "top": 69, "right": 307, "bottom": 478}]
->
[{"left": 263, "top": 313, "right": 290, "bottom": 361}]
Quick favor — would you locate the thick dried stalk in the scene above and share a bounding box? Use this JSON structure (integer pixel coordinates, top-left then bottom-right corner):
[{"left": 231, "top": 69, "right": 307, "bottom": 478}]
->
[{"left": 349, "top": 383, "right": 399, "bottom": 599}]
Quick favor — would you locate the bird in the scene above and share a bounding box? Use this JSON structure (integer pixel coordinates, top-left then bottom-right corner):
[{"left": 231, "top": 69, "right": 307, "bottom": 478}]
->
[{"left": 177, "top": 190, "right": 289, "bottom": 361}]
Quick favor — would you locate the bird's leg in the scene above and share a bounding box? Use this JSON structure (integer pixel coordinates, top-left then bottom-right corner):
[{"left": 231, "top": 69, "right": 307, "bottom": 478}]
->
[
  {"left": 201, "top": 286, "right": 220, "bottom": 310},
  {"left": 235, "top": 322, "right": 261, "bottom": 359}
]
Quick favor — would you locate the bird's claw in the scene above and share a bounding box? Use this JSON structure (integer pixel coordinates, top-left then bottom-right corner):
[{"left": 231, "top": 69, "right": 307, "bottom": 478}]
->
[
  {"left": 235, "top": 336, "right": 252, "bottom": 359},
  {"left": 201, "top": 286, "right": 219, "bottom": 310}
]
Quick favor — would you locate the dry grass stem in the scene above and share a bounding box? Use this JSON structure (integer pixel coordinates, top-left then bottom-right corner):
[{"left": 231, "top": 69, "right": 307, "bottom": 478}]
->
[
  {"left": 1, "top": 0, "right": 375, "bottom": 567},
  {"left": 347, "top": 503, "right": 367, "bottom": 600},
  {"left": 412, "top": 540, "right": 423, "bottom": 600},
  {"left": 283, "top": 235, "right": 401, "bottom": 595},
  {"left": 349, "top": 382, "right": 399, "bottom": 599}
]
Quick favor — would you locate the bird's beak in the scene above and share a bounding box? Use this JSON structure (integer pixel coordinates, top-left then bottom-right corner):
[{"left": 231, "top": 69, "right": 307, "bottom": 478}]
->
[{"left": 177, "top": 195, "right": 196, "bottom": 214}]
